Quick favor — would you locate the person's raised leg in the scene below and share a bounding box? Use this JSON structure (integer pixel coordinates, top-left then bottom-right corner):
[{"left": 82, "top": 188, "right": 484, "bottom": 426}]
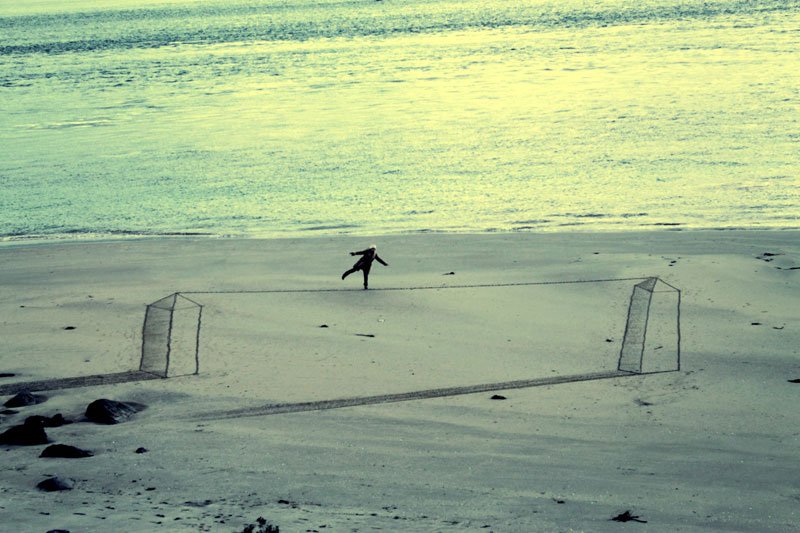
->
[{"left": 342, "top": 267, "right": 357, "bottom": 280}]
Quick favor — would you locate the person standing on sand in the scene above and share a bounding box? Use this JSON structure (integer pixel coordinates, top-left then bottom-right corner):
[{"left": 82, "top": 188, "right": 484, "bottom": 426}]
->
[{"left": 342, "top": 244, "right": 388, "bottom": 289}]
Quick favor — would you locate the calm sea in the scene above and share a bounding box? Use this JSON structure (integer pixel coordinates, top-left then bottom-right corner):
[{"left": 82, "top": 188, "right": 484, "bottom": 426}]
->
[{"left": 1, "top": 0, "right": 798, "bottom": 241}]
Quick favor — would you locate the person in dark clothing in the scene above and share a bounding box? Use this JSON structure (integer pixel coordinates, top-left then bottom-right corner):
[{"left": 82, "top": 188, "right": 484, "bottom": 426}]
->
[{"left": 341, "top": 244, "right": 388, "bottom": 289}]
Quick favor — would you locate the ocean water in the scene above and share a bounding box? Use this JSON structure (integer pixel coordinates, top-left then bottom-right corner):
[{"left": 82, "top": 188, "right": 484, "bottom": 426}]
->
[{"left": 1, "top": 0, "right": 798, "bottom": 241}]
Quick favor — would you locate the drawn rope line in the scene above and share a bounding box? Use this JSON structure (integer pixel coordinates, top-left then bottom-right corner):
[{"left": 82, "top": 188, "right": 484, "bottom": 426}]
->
[
  {"left": 0, "top": 371, "right": 160, "bottom": 396},
  {"left": 197, "top": 370, "right": 636, "bottom": 421},
  {"left": 180, "top": 277, "right": 650, "bottom": 295}
]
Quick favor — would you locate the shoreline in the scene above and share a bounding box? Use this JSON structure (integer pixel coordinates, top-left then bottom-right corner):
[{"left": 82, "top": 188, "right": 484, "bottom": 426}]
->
[{"left": 2, "top": 224, "right": 799, "bottom": 249}]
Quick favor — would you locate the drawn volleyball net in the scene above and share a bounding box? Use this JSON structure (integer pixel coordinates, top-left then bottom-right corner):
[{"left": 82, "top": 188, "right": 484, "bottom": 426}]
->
[{"left": 138, "top": 278, "right": 680, "bottom": 389}]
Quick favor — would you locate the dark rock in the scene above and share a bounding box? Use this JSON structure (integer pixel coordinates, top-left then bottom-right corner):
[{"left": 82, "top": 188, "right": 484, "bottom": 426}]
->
[
  {"left": 25, "top": 415, "right": 46, "bottom": 426},
  {"left": 611, "top": 510, "right": 647, "bottom": 523},
  {"left": 36, "top": 476, "right": 74, "bottom": 492},
  {"left": 63, "top": 326, "right": 76, "bottom": 330},
  {"left": 0, "top": 422, "right": 49, "bottom": 445},
  {"left": 490, "top": 394, "right": 507, "bottom": 400},
  {"left": 319, "top": 324, "right": 329, "bottom": 328},
  {"left": 1, "top": 409, "right": 19, "bottom": 415},
  {"left": 25, "top": 413, "right": 70, "bottom": 428},
  {"left": 443, "top": 272, "right": 455, "bottom": 275},
  {"left": 0, "top": 372, "right": 15, "bottom": 378},
  {"left": 47, "top": 413, "right": 70, "bottom": 426},
  {"left": 46, "top": 529, "right": 71, "bottom": 533},
  {"left": 788, "top": 379, "right": 800, "bottom": 384},
  {"left": 23, "top": 415, "right": 47, "bottom": 427},
  {"left": 4, "top": 390, "right": 46, "bottom": 408},
  {"left": 85, "top": 399, "right": 146, "bottom": 424},
  {"left": 184, "top": 499, "right": 213, "bottom": 507},
  {"left": 135, "top": 447, "right": 148, "bottom": 454},
  {"left": 241, "top": 517, "right": 279, "bottom": 533},
  {"left": 40, "top": 444, "right": 93, "bottom": 458}
]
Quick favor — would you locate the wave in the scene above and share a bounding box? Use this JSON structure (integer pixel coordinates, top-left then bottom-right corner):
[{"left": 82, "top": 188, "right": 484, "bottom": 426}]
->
[
  {"left": 1, "top": 0, "right": 797, "bottom": 55},
  {"left": 0, "top": 228, "right": 215, "bottom": 243},
  {"left": 299, "top": 224, "right": 361, "bottom": 232}
]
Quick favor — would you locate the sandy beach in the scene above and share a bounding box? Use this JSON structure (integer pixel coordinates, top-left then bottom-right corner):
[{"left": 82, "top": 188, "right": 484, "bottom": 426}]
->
[{"left": 0, "top": 230, "right": 798, "bottom": 532}]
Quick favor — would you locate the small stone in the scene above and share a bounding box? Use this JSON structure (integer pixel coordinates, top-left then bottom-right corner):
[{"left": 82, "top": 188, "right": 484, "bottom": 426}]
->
[
  {"left": 490, "top": 394, "right": 507, "bottom": 400},
  {"left": 46, "top": 530, "right": 70, "bottom": 533},
  {"left": 4, "top": 390, "right": 46, "bottom": 408},
  {"left": 37, "top": 477, "right": 75, "bottom": 492},
  {"left": 63, "top": 326, "right": 76, "bottom": 330},
  {"left": 40, "top": 444, "right": 93, "bottom": 459},
  {"left": 135, "top": 447, "right": 148, "bottom": 454}
]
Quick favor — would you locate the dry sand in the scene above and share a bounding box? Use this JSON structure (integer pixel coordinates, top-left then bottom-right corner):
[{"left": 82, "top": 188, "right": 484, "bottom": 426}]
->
[{"left": 0, "top": 231, "right": 798, "bottom": 532}]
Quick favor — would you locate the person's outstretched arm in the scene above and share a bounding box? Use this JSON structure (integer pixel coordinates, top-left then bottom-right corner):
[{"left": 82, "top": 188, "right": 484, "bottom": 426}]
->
[
  {"left": 350, "top": 249, "right": 369, "bottom": 256},
  {"left": 375, "top": 254, "right": 388, "bottom": 266}
]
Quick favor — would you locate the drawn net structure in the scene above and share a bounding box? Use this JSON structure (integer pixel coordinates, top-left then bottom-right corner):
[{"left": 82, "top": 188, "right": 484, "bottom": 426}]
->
[
  {"left": 140, "top": 293, "right": 202, "bottom": 378},
  {"left": 136, "top": 277, "right": 680, "bottom": 417},
  {"left": 618, "top": 278, "right": 681, "bottom": 373},
  {"left": 1, "top": 278, "right": 680, "bottom": 409}
]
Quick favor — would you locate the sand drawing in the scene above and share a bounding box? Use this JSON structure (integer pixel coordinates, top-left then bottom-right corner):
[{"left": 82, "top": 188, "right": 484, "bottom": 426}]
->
[
  {"left": 0, "top": 371, "right": 161, "bottom": 396},
  {"left": 0, "top": 278, "right": 681, "bottom": 416}
]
